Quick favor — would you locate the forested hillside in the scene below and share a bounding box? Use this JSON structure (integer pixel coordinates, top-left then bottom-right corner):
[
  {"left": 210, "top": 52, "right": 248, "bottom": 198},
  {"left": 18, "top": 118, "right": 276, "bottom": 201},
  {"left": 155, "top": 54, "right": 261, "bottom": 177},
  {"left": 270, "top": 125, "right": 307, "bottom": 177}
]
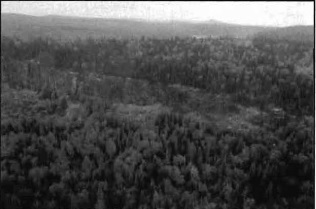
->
[
  {"left": 2, "top": 35, "right": 313, "bottom": 115},
  {"left": 1, "top": 19, "right": 314, "bottom": 209},
  {"left": 253, "top": 26, "right": 314, "bottom": 43},
  {"left": 1, "top": 13, "right": 273, "bottom": 41}
]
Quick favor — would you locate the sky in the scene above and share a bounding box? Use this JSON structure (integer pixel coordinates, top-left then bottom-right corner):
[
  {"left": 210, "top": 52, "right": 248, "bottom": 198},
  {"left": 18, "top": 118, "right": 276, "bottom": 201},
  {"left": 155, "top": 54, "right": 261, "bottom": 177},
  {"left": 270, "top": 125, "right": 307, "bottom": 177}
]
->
[{"left": 1, "top": 1, "right": 314, "bottom": 27}]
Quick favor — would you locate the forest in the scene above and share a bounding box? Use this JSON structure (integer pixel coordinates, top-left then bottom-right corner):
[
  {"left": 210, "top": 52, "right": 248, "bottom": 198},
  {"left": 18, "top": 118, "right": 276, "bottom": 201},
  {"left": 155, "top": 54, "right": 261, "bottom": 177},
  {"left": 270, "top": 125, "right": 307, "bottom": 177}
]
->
[{"left": 1, "top": 31, "right": 314, "bottom": 209}]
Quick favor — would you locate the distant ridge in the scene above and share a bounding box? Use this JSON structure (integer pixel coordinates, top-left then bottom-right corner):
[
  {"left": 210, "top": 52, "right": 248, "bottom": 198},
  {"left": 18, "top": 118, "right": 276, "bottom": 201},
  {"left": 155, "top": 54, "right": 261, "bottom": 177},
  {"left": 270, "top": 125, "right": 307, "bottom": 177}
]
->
[
  {"left": 1, "top": 13, "right": 313, "bottom": 41},
  {"left": 254, "top": 25, "right": 314, "bottom": 43}
]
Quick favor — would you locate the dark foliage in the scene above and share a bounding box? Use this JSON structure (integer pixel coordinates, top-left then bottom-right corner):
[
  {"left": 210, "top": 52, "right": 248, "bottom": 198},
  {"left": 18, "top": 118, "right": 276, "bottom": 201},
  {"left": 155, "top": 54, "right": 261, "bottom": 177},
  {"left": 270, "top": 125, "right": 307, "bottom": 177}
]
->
[{"left": 1, "top": 35, "right": 314, "bottom": 209}]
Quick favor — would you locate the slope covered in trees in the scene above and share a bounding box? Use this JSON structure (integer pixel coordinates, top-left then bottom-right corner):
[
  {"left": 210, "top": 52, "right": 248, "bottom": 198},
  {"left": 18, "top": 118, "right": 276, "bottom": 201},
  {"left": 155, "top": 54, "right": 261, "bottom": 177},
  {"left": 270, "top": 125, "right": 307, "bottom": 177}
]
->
[
  {"left": 1, "top": 86, "right": 314, "bottom": 209},
  {"left": 253, "top": 26, "right": 314, "bottom": 44},
  {"left": 1, "top": 29, "right": 314, "bottom": 209},
  {"left": 2, "top": 35, "right": 313, "bottom": 115},
  {"left": 1, "top": 13, "right": 274, "bottom": 41}
]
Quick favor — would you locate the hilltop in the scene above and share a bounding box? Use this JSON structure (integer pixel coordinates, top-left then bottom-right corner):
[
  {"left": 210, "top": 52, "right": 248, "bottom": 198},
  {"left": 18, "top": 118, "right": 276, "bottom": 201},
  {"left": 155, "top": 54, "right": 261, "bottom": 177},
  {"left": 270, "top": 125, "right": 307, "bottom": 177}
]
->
[{"left": 1, "top": 13, "right": 274, "bottom": 40}]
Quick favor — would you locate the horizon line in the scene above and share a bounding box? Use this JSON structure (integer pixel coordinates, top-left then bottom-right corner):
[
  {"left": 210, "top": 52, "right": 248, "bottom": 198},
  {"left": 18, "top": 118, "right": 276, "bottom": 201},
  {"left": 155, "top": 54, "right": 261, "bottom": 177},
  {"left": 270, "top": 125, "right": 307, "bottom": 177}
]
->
[{"left": 1, "top": 12, "right": 314, "bottom": 28}]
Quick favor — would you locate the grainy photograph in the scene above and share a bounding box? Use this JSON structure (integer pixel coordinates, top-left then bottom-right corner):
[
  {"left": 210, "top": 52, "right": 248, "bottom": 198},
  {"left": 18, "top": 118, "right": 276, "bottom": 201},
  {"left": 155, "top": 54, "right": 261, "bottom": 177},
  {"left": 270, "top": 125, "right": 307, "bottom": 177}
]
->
[{"left": 1, "top": 1, "right": 314, "bottom": 209}]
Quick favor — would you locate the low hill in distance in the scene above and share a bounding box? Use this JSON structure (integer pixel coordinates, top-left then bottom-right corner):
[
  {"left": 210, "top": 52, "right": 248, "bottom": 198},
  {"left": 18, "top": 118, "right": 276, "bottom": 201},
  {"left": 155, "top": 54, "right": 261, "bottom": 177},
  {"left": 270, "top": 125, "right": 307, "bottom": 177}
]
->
[
  {"left": 253, "top": 25, "right": 314, "bottom": 43},
  {"left": 2, "top": 13, "right": 276, "bottom": 41}
]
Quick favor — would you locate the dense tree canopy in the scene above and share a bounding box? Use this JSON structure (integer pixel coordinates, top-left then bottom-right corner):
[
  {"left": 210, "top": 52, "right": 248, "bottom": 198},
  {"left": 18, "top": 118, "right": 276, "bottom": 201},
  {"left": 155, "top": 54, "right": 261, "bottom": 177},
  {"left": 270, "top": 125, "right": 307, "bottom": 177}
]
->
[
  {"left": 2, "top": 36, "right": 313, "bottom": 115},
  {"left": 1, "top": 35, "right": 314, "bottom": 209}
]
